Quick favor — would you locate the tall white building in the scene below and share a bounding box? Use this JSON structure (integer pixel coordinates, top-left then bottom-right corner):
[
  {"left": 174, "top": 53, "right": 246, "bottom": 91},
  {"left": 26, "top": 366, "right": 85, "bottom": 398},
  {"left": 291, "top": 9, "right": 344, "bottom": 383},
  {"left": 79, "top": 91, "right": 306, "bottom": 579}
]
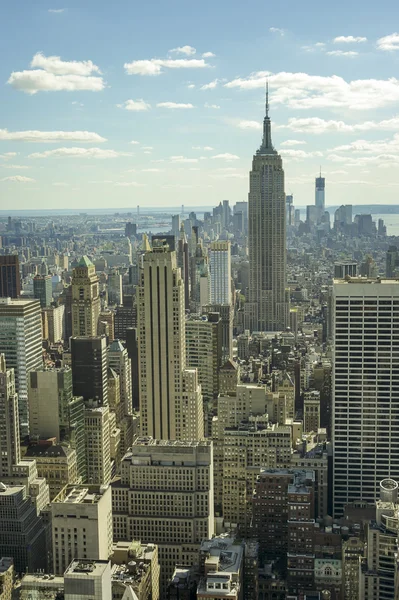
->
[
  {"left": 332, "top": 278, "right": 399, "bottom": 516},
  {"left": 244, "top": 86, "right": 289, "bottom": 332},
  {"left": 84, "top": 404, "right": 111, "bottom": 485},
  {"left": 209, "top": 241, "right": 231, "bottom": 305},
  {"left": 0, "top": 297, "right": 43, "bottom": 436},
  {"left": 51, "top": 484, "right": 113, "bottom": 575},
  {"left": 137, "top": 243, "right": 203, "bottom": 441}
]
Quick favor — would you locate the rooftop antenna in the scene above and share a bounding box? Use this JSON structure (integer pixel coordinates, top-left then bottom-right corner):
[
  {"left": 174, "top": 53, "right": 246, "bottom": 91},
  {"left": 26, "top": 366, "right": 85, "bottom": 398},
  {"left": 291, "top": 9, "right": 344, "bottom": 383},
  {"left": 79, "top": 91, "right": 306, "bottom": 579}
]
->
[{"left": 265, "top": 79, "right": 269, "bottom": 118}]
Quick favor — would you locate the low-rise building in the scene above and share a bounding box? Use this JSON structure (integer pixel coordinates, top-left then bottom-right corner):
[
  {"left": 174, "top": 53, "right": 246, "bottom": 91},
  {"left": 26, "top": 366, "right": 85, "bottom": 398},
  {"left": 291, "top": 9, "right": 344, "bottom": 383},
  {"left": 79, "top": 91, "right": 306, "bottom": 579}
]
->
[{"left": 25, "top": 442, "right": 79, "bottom": 500}]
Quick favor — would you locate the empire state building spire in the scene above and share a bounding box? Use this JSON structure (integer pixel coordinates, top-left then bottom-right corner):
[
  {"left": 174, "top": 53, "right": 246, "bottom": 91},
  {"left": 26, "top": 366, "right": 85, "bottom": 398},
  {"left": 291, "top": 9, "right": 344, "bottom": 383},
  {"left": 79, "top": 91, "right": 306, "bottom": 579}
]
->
[{"left": 258, "top": 80, "right": 276, "bottom": 155}]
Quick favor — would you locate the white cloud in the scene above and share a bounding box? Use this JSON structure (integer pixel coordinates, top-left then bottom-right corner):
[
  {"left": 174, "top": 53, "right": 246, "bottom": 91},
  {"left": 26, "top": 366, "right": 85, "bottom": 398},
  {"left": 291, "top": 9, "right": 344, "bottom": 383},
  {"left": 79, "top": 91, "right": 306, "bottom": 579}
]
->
[
  {"left": 269, "top": 27, "right": 284, "bottom": 35},
  {"left": 377, "top": 33, "right": 399, "bottom": 51},
  {"left": 130, "top": 140, "right": 140, "bottom": 145},
  {"left": 211, "top": 172, "right": 247, "bottom": 179},
  {"left": 142, "top": 146, "right": 153, "bottom": 151},
  {"left": 330, "top": 133, "right": 399, "bottom": 157},
  {"left": 333, "top": 35, "right": 367, "bottom": 43},
  {"left": 187, "top": 84, "right": 195, "bottom": 89},
  {"left": 124, "top": 58, "right": 209, "bottom": 76},
  {"left": 327, "top": 50, "right": 358, "bottom": 57},
  {"left": 8, "top": 70, "right": 104, "bottom": 94},
  {"left": 204, "top": 103, "right": 220, "bottom": 109},
  {"left": 202, "top": 52, "right": 215, "bottom": 58},
  {"left": 280, "top": 149, "right": 323, "bottom": 159},
  {"left": 29, "top": 147, "right": 131, "bottom": 159},
  {"left": 115, "top": 181, "right": 145, "bottom": 187},
  {"left": 170, "top": 155, "right": 199, "bottom": 163},
  {"left": 0, "top": 152, "right": 18, "bottom": 159},
  {"left": 280, "top": 116, "right": 399, "bottom": 133},
  {"left": 192, "top": 146, "right": 214, "bottom": 151},
  {"left": 212, "top": 153, "right": 240, "bottom": 160},
  {"left": 1, "top": 175, "right": 35, "bottom": 183},
  {"left": 0, "top": 164, "right": 31, "bottom": 169},
  {"left": 301, "top": 43, "right": 326, "bottom": 53},
  {"left": 48, "top": 8, "right": 65, "bottom": 13},
  {"left": 72, "top": 101, "right": 84, "bottom": 106},
  {"left": 280, "top": 139, "right": 307, "bottom": 146},
  {"left": 53, "top": 182, "right": 68, "bottom": 186},
  {"left": 8, "top": 52, "right": 104, "bottom": 94},
  {"left": 200, "top": 79, "right": 219, "bottom": 90},
  {"left": 169, "top": 45, "right": 196, "bottom": 56},
  {"left": 0, "top": 128, "right": 106, "bottom": 143},
  {"left": 142, "top": 168, "right": 163, "bottom": 172},
  {"left": 156, "top": 102, "right": 194, "bottom": 109},
  {"left": 118, "top": 99, "right": 151, "bottom": 111},
  {"left": 31, "top": 52, "right": 100, "bottom": 75},
  {"left": 225, "top": 70, "right": 399, "bottom": 110},
  {"left": 235, "top": 120, "right": 262, "bottom": 131}
]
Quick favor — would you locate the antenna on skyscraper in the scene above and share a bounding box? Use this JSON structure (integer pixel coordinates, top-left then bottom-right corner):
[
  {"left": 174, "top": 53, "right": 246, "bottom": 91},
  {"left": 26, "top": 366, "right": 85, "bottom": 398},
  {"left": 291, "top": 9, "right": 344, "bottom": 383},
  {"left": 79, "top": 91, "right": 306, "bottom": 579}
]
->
[
  {"left": 319, "top": 166, "right": 322, "bottom": 178},
  {"left": 265, "top": 79, "right": 269, "bottom": 118}
]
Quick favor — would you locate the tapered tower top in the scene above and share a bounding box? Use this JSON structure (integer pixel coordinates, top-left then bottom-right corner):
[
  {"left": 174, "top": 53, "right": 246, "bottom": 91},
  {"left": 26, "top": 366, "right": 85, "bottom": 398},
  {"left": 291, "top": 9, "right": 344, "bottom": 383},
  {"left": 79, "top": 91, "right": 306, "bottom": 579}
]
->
[{"left": 257, "top": 80, "right": 277, "bottom": 155}]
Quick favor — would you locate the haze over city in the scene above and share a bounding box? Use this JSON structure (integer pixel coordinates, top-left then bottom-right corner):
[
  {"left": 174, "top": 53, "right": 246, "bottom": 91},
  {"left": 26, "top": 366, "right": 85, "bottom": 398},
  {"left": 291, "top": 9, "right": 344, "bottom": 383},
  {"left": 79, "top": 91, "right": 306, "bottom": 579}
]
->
[{"left": 2, "top": 0, "right": 399, "bottom": 209}]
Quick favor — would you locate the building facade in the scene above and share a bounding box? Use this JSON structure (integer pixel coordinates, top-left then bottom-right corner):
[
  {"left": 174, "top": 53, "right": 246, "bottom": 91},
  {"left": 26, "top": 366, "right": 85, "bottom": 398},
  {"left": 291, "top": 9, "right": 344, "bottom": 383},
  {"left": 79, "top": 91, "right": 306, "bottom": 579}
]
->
[
  {"left": 209, "top": 241, "right": 231, "bottom": 305},
  {"left": 112, "top": 438, "right": 214, "bottom": 590},
  {"left": 137, "top": 244, "right": 203, "bottom": 441},
  {"left": 51, "top": 484, "right": 113, "bottom": 575},
  {"left": 0, "top": 255, "right": 20, "bottom": 298},
  {"left": 332, "top": 278, "right": 399, "bottom": 516},
  {"left": 71, "top": 256, "right": 101, "bottom": 337},
  {"left": 0, "top": 298, "right": 43, "bottom": 436}
]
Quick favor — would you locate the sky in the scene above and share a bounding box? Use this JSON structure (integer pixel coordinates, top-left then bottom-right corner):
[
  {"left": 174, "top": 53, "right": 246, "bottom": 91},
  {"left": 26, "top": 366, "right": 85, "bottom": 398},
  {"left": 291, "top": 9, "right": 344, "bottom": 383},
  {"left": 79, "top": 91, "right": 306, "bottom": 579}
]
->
[{"left": 1, "top": 0, "right": 399, "bottom": 210}]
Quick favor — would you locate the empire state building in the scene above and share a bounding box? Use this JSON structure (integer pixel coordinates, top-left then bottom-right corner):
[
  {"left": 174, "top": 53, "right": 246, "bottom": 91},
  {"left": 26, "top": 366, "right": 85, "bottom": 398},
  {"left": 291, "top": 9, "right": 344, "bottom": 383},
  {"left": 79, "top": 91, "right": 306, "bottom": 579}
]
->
[{"left": 244, "top": 86, "right": 290, "bottom": 332}]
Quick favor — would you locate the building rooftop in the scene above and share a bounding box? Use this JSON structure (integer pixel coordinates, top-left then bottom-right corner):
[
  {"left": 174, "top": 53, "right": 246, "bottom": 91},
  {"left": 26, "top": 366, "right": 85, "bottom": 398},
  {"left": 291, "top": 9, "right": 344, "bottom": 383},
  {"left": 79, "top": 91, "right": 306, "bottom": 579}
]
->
[
  {"left": 76, "top": 255, "right": 94, "bottom": 268},
  {"left": 334, "top": 277, "right": 399, "bottom": 285},
  {"left": 0, "top": 557, "right": 13, "bottom": 573},
  {"left": 65, "top": 559, "right": 110, "bottom": 577},
  {"left": 131, "top": 436, "right": 211, "bottom": 448},
  {"left": 109, "top": 339, "right": 125, "bottom": 353},
  {"left": 25, "top": 444, "right": 72, "bottom": 459},
  {"left": 0, "top": 297, "right": 40, "bottom": 307},
  {"left": 53, "top": 484, "right": 109, "bottom": 504}
]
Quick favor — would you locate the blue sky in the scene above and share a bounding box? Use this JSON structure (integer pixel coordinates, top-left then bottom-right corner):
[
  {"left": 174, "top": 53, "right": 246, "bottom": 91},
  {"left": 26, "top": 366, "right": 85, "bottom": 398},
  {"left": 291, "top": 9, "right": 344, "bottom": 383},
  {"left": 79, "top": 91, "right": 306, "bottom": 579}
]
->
[{"left": 1, "top": 0, "right": 399, "bottom": 209}]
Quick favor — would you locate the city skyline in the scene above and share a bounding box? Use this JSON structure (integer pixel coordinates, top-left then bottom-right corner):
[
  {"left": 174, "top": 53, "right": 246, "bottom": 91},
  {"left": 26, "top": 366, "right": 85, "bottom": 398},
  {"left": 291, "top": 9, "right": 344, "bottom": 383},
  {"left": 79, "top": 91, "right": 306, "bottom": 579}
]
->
[{"left": 1, "top": 0, "right": 399, "bottom": 209}]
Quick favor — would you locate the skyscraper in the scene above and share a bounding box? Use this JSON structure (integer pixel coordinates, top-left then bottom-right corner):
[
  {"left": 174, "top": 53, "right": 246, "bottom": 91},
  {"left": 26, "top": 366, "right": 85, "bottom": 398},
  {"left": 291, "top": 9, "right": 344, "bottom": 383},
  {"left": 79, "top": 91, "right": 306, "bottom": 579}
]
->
[
  {"left": 0, "top": 255, "right": 20, "bottom": 298},
  {"left": 332, "top": 278, "right": 399, "bottom": 516},
  {"left": 108, "top": 339, "right": 132, "bottom": 416},
  {"left": 0, "top": 298, "right": 43, "bottom": 436},
  {"left": 71, "top": 336, "right": 108, "bottom": 405},
  {"left": 245, "top": 85, "right": 289, "bottom": 332},
  {"left": 315, "top": 171, "right": 325, "bottom": 212},
  {"left": 137, "top": 243, "right": 203, "bottom": 441},
  {"left": 209, "top": 241, "right": 231, "bottom": 305},
  {"left": 33, "top": 274, "right": 53, "bottom": 308},
  {"left": 71, "top": 256, "right": 101, "bottom": 337},
  {"left": 0, "top": 354, "right": 21, "bottom": 477}
]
